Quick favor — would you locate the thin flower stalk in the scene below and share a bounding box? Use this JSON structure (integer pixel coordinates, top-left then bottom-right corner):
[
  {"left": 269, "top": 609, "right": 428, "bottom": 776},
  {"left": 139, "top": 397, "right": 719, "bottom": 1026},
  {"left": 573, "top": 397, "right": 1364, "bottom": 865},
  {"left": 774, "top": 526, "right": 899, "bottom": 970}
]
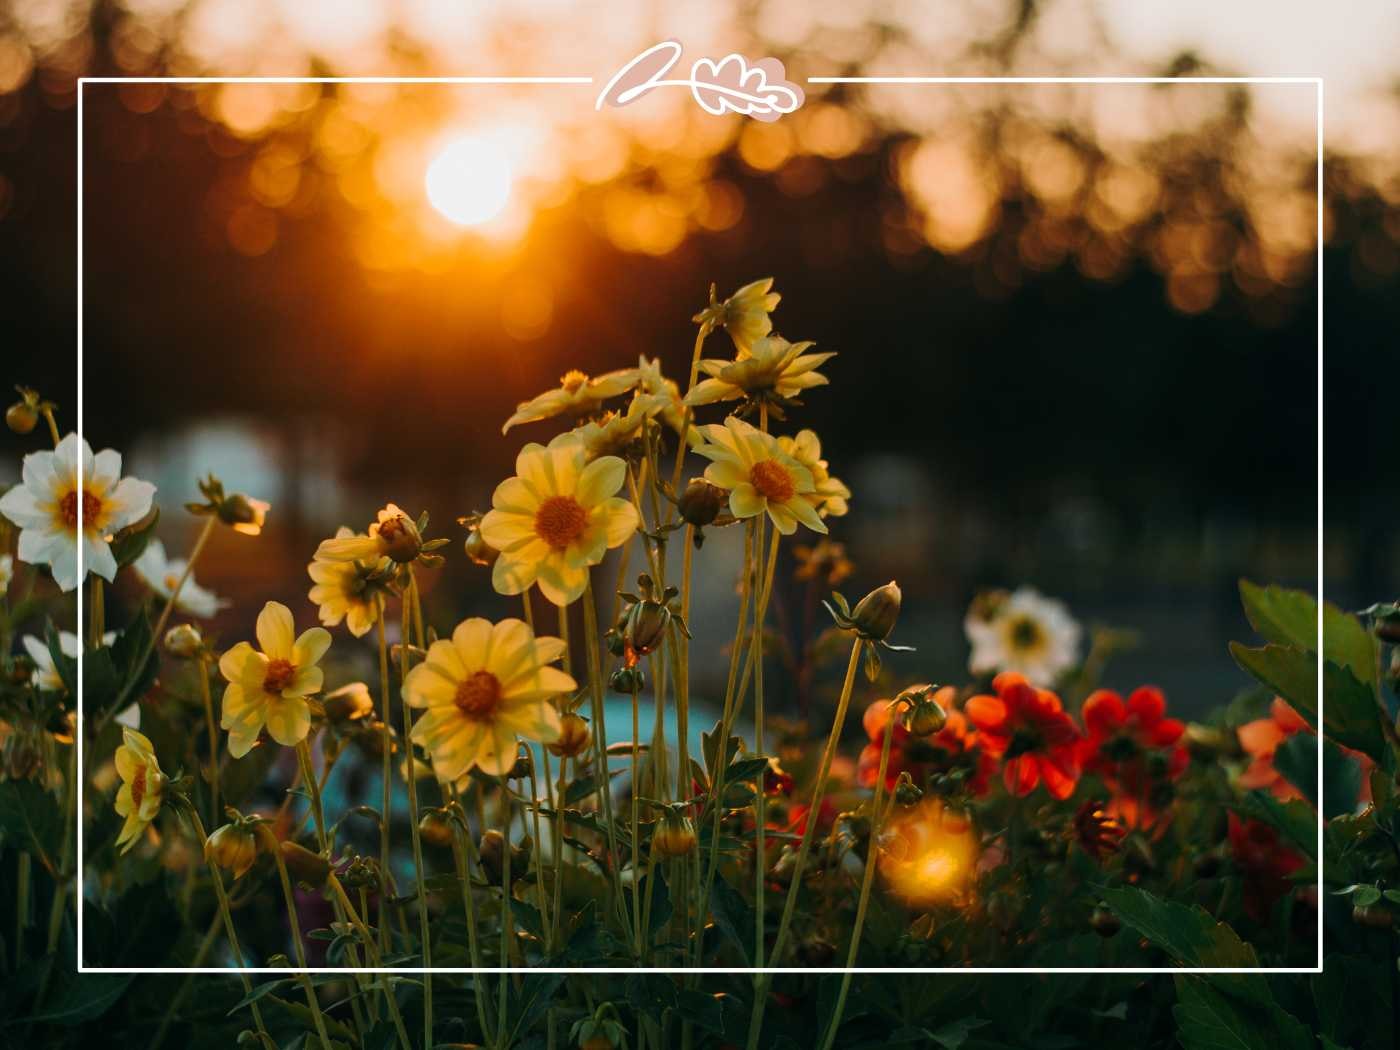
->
[
  {"left": 819, "top": 702, "right": 898, "bottom": 1050},
  {"left": 581, "top": 575, "right": 628, "bottom": 937},
  {"left": 196, "top": 659, "right": 220, "bottom": 828},
  {"left": 446, "top": 797, "right": 496, "bottom": 1044},
  {"left": 260, "top": 825, "right": 334, "bottom": 1050},
  {"left": 374, "top": 598, "right": 394, "bottom": 953},
  {"left": 751, "top": 519, "right": 780, "bottom": 966},
  {"left": 746, "top": 636, "right": 863, "bottom": 1050},
  {"left": 326, "top": 874, "right": 413, "bottom": 1050},
  {"left": 400, "top": 573, "right": 433, "bottom": 1044}
]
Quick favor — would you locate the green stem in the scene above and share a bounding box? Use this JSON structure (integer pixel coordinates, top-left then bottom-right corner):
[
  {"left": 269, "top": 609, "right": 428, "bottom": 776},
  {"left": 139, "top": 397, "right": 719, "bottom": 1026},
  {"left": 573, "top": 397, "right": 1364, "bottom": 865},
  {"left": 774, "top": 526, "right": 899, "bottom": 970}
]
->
[
  {"left": 375, "top": 599, "right": 394, "bottom": 954},
  {"left": 820, "top": 701, "right": 898, "bottom": 1050},
  {"left": 497, "top": 786, "right": 513, "bottom": 1049},
  {"left": 402, "top": 572, "right": 434, "bottom": 1045},
  {"left": 747, "top": 637, "right": 863, "bottom": 1050},
  {"left": 328, "top": 874, "right": 413, "bottom": 1050},
  {"left": 262, "top": 827, "right": 333, "bottom": 1050},
  {"left": 752, "top": 523, "right": 779, "bottom": 967},
  {"left": 197, "top": 657, "right": 220, "bottom": 830},
  {"left": 295, "top": 740, "right": 327, "bottom": 851},
  {"left": 146, "top": 908, "right": 221, "bottom": 1050},
  {"left": 630, "top": 681, "right": 643, "bottom": 956},
  {"left": 88, "top": 575, "right": 104, "bottom": 651},
  {"left": 448, "top": 794, "right": 497, "bottom": 1045},
  {"left": 581, "top": 575, "right": 628, "bottom": 938}
]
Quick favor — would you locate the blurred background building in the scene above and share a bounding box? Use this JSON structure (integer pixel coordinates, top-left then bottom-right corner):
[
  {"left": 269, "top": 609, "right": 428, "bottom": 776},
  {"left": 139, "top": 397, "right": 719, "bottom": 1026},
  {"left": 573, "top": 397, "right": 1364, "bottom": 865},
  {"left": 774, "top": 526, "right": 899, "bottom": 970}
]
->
[{"left": 2, "top": 0, "right": 1394, "bottom": 719}]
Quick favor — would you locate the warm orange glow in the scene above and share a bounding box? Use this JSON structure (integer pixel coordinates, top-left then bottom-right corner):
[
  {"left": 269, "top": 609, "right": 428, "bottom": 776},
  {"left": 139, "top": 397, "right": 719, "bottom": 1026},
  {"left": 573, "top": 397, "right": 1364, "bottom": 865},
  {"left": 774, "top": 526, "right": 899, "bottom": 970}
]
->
[
  {"left": 878, "top": 799, "right": 979, "bottom": 908},
  {"left": 425, "top": 134, "right": 513, "bottom": 227}
]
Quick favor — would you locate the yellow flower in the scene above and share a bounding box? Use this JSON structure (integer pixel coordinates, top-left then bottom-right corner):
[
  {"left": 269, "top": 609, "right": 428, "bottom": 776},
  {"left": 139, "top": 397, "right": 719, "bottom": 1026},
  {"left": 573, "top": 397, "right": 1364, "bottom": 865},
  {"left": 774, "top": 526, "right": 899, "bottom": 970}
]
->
[
  {"left": 403, "top": 617, "right": 576, "bottom": 780},
  {"left": 501, "top": 368, "right": 640, "bottom": 434},
  {"left": 315, "top": 505, "right": 420, "bottom": 564},
  {"left": 695, "top": 418, "right": 828, "bottom": 536},
  {"left": 693, "top": 278, "right": 781, "bottom": 353},
  {"left": 479, "top": 437, "right": 639, "bottom": 606},
  {"left": 569, "top": 395, "right": 654, "bottom": 461},
  {"left": 114, "top": 728, "right": 166, "bottom": 853},
  {"left": 307, "top": 527, "right": 391, "bottom": 638},
  {"left": 683, "top": 335, "right": 835, "bottom": 409},
  {"left": 777, "top": 429, "right": 850, "bottom": 518},
  {"left": 636, "top": 356, "right": 704, "bottom": 448},
  {"left": 218, "top": 601, "right": 332, "bottom": 758}
]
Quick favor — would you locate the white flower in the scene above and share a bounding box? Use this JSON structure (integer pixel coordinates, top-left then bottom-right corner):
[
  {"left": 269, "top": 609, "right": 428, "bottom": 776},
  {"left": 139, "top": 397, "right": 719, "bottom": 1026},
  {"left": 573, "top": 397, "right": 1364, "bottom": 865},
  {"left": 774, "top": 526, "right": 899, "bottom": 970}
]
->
[
  {"left": 24, "top": 630, "right": 117, "bottom": 691},
  {"left": 0, "top": 434, "right": 156, "bottom": 592},
  {"left": 964, "top": 587, "right": 1081, "bottom": 686},
  {"left": 131, "top": 539, "right": 228, "bottom": 618},
  {"left": 0, "top": 554, "right": 12, "bottom": 592}
]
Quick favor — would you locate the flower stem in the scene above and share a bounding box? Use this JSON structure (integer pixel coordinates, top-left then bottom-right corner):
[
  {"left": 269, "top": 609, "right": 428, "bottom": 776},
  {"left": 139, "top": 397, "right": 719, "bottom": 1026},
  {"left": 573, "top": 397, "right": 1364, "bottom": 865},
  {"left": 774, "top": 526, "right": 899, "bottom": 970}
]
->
[
  {"left": 401, "top": 571, "right": 434, "bottom": 1046},
  {"left": 496, "top": 786, "right": 513, "bottom": 1049},
  {"left": 327, "top": 874, "right": 413, "bottom": 1050},
  {"left": 819, "top": 704, "right": 897, "bottom": 1050},
  {"left": 295, "top": 739, "right": 327, "bottom": 851},
  {"left": 41, "top": 406, "right": 60, "bottom": 447},
  {"left": 581, "top": 575, "right": 627, "bottom": 938},
  {"left": 182, "top": 806, "right": 273, "bottom": 1046},
  {"left": 196, "top": 657, "right": 220, "bottom": 829},
  {"left": 629, "top": 679, "right": 643, "bottom": 957},
  {"left": 746, "top": 636, "right": 863, "bottom": 1050},
  {"left": 752, "top": 523, "right": 779, "bottom": 967},
  {"left": 374, "top": 598, "right": 394, "bottom": 955},
  {"left": 261, "top": 826, "right": 333, "bottom": 1050},
  {"left": 447, "top": 792, "right": 496, "bottom": 1044},
  {"left": 87, "top": 575, "right": 104, "bottom": 651}
]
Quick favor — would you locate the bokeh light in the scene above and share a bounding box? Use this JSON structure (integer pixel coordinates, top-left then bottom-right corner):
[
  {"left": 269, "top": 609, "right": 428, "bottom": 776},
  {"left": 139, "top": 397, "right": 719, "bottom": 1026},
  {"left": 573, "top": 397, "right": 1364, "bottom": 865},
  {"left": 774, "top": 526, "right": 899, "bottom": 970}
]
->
[
  {"left": 424, "top": 133, "right": 513, "bottom": 227},
  {"left": 878, "top": 799, "right": 979, "bottom": 908}
]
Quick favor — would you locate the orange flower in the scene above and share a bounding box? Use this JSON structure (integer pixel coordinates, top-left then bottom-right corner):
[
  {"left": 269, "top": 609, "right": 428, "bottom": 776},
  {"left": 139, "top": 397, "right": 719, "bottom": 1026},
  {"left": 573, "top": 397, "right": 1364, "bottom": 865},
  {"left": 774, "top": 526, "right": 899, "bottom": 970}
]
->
[
  {"left": 1077, "top": 686, "right": 1188, "bottom": 828},
  {"left": 1237, "top": 697, "right": 1310, "bottom": 800},
  {"left": 965, "top": 672, "right": 1081, "bottom": 799},
  {"left": 857, "top": 688, "right": 991, "bottom": 794}
]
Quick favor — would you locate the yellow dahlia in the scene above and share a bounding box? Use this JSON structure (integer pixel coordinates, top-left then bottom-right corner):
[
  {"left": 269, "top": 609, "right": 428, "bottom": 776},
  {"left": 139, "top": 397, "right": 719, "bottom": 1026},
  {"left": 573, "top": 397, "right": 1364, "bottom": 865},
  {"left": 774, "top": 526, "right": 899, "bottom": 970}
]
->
[
  {"left": 114, "top": 727, "right": 167, "bottom": 853},
  {"left": 695, "top": 418, "right": 828, "bottom": 536},
  {"left": 218, "top": 601, "right": 331, "bottom": 758},
  {"left": 403, "top": 617, "right": 576, "bottom": 780},
  {"left": 479, "top": 437, "right": 639, "bottom": 606},
  {"left": 315, "top": 504, "right": 421, "bottom": 564},
  {"left": 636, "top": 356, "right": 703, "bottom": 448},
  {"left": 683, "top": 335, "right": 834, "bottom": 409},
  {"left": 501, "top": 368, "right": 641, "bottom": 434},
  {"left": 693, "top": 278, "right": 781, "bottom": 353},
  {"left": 307, "top": 527, "right": 392, "bottom": 637},
  {"left": 777, "top": 429, "right": 850, "bottom": 518}
]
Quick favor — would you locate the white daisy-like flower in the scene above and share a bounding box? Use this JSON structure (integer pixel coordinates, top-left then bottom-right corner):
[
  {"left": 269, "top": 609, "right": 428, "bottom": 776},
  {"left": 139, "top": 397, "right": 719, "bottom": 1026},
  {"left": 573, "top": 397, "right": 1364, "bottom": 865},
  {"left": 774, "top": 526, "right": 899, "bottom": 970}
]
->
[
  {"left": 0, "top": 434, "right": 156, "bottom": 592},
  {"left": 24, "top": 630, "right": 116, "bottom": 691},
  {"left": 131, "top": 539, "right": 229, "bottom": 618},
  {"left": 964, "top": 587, "right": 1082, "bottom": 686}
]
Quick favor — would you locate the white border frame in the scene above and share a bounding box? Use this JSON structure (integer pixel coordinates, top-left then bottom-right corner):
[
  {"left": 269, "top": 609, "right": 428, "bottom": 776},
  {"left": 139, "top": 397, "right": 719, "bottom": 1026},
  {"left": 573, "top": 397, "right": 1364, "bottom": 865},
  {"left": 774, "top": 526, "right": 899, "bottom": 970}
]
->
[{"left": 73, "top": 73, "right": 1325, "bottom": 977}]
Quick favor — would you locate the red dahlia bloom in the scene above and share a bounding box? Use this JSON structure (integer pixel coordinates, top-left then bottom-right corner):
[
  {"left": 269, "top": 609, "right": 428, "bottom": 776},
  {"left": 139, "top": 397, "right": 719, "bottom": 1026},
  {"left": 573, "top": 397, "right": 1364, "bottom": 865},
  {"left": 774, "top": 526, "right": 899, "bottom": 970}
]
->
[
  {"left": 858, "top": 688, "right": 992, "bottom": 795},
  {"left": 1228, "top": 812, "right": 1305, "bottom": 922},
  {"left": 965, "top": 671, "right": 1080, "bottom": 799},
  {"left": 1077, "top": 686, "right": 1188, "bottom": 827}
]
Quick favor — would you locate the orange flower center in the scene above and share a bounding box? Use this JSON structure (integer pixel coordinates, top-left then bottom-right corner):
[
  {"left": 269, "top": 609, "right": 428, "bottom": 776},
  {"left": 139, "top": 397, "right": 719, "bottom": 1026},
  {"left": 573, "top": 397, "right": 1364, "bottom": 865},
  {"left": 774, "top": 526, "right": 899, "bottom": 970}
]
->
[
  {"left": 534, "top": 495, "right": 588, "bottom": 549},
  {"left": 560, "top": 369, "right": 589, "bottom": 393},
  {"left": 455, "top": 671, "right": 502, "bottom": 721},
  {"left": 749, "top": 460, "right": 795, "bottom": 503},
  {"left": 60, "top": 489, "right": 102, "bottom": 531},
  {"left": 378, "top": 515, "right": 406, "bottom": 540},
  {"left": 263, "top": 658, "right": 296, "bottom": 694},
  {"left": 131, "top": 764, "right": 146, "bottom": 810}
]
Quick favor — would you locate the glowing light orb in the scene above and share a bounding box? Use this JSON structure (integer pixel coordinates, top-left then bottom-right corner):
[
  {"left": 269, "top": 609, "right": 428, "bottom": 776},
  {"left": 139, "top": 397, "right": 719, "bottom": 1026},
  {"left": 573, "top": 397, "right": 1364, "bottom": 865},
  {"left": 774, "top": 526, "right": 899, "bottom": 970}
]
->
[
  {"left": 878, "top": 799, "right": 978, "bottom": 908},
  {"left": 425, "top": 135, "right": 513, "bottom": 227}
]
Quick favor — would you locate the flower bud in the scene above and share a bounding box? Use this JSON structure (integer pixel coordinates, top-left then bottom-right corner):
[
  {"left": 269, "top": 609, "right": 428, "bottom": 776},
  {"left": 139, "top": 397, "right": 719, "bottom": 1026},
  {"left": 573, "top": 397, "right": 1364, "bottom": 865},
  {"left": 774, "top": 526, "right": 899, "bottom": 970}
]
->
[
  {"left": 547, "top": 713, "right": 592, "bottom": 759},
  {"left": 280, "top": 840, "right": 330, "bottom": 887},
  {"left": 464, "top": 527, "right": 498, "bottom": 567},
  {"left": 376, "top": 511, "right": 422, "bottom": 564},
  {"left": 906, "top": 694, "right": 947, "bottom": 737},
  {"left": 418, "top": 809, "right": 455, "bottom": 849},
  {"left": 163, "top": 624, "right": 205, "bottom": 658},
  {"left": 678, "top": 478, "right": 725, "bottom": 527},
  {"left": 610, "top": 666, "right": 644, "bottom": 693},
  {"left": 6, "top": 400, "right": 38, "bottom": 434},
  {"left": 622, "top": 601, "right": 670, "bottom": 662},
  {"left": 1353, "top": 904, "right": 1394, "bottom": 929},
  {"left": 850, "top": 581, "right": 902, "bottom": 641},
  {"left": 323, "top": 682, "right": 374, "bottom": 725},
  {"left": 205, "top": 823, "right": 259, "bottom": 879},
  {"left": 651, "top": 811, "right": 698, "bottom": 859},
  {"left": 506, "top": 749, "right": 534, "bottom": 781},
  {"left": 1089, "top": 906, "right": 1121, "bottom": 937},
  {"left": 478, "top": 829, "right": 531, "bottom": 886},
  {"left": 893, "top": 772, "right": 923, "bottom": 807}
]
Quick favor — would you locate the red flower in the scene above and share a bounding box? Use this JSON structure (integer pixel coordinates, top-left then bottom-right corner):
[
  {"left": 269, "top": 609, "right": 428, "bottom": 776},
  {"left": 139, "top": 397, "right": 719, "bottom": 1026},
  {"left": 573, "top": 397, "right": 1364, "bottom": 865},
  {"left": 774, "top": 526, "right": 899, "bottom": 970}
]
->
[
  {"left": 1237, "top": 697, "right": 1373, "bottom": 805},
  {"left": 1228, "top": 812, "right": 1305, "bottom": 922},
  {"left": 965, "top": 671, "right": 1080, "bottom": 799},
  {"left": 1077, "top": 686, "right": 1187, "bottom": 828},
  {"left": 858, "top": 688, "right": 992, "bottom": 795}
]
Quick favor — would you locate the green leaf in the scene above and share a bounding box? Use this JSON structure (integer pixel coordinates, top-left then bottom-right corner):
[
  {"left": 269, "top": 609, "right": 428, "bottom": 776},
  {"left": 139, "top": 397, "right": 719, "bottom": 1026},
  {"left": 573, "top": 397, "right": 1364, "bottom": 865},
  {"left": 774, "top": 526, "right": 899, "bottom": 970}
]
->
[
  {"left": 674, "top": 988, "right": 726, "bottom": 1036},
  {"left": 44, "top": 620, "right": 77, "bottom": 695},
  {"left": 706, "top": 872, "right": 750, "bottom": 965},
  {"left": 1321, "top": 661, "right": 1389, "bottom": 764},
  {"left": 1239, "top": 581, "right": 1317, "bottom": 650},
  {"left": 1228, "top": 643, "right": 1315, "bottom": 724},
  {"left": 1272, "top": 732, "right": 1362, "bottom": 819},
  {"left": 26, "top": 973, "right": 133, "bottom": 1025},
  {"left": 929, "top": 1017, "right": 989, "bottom": 1050},
  {"left": 724, "top": 756, "right": 772, "bottom": 782},
  {"left": 508, "top": 899, "right": 546, "bottom": 941},
  {"left": 1173, "top": 978, "right": 1313, "bottom": 1050},
  {"left": 0, "top": 779, "right": 62, "bottom": 863},
  {"left": 505, "top": 973, "right": 566, "bottom": 1046},
  {"left": 109, "top": 506, "right": 160, "bottom": 569},
  {"left": 1230, "top": 791, "right": 1317, "bottom": 860},
  {"left": 1101, "top": 887, "right": 1261, "bottom": 993},
  {"left": 109, "top": 606, "right": 160, "bottom": 712},
  {"left": 1323, "top": 601, "right": 1377, "bottom": 689}
]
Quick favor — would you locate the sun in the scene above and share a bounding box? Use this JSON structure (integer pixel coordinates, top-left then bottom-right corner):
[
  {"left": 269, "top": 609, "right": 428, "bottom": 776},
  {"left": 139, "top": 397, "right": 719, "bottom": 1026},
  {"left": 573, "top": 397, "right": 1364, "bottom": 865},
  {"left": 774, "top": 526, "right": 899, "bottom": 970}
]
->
[{"left": 425, "top": 134, "right": 513, "bottom": 227}]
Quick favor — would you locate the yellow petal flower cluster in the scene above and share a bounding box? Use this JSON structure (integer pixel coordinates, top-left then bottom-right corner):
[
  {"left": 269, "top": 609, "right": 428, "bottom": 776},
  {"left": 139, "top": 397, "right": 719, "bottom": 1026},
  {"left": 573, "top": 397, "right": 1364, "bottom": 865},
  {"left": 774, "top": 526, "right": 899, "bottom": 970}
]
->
[
  {"left": 777, "top": 429, "right": 850, "bottom": 518},
  {"left": 403, "top": 617, "right": 576, "bottom": 780},
  {"left": 219, "top": 601, "right": 332, "bottom": 757},
  {"left": 693, "top": 277, "right": 781, "bottom": 353},
  {"left": 502, "top": 368, "right": 641, "bottom": 434},
  {"left": 315, "top": 504, "right": 419, "bottom": 564},
  {"left": 695, "top": 417, "right": 828, "bottom": 536},
  {"left": 307, "top": 526, "right": 391, "bottom": 637},
  {"left": 480, "top": 437, "right": 639, "bottom": 606},
  {"left": 683, "top": 335, "right": 835, "bottom": 408},
  {"left": 114, "top": 728, "right": 166, "bottom": 854}
]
